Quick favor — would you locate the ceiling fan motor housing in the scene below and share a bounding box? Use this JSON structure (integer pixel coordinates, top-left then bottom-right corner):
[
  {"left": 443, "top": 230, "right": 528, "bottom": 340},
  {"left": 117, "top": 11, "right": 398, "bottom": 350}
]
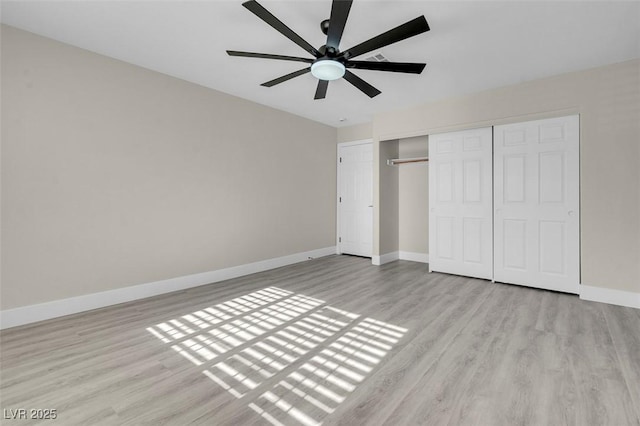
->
[{"left": 313, "top": 41, "right": 345, "bottom": 81}]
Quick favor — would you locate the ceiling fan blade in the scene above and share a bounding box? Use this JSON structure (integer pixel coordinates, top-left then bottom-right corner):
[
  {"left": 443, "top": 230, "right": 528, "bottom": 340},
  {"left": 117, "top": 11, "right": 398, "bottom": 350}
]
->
[
  {"left": 343, "top": 70, "right": 381, "bottom": 98},
  {"left": 243, "top": 0, "right": 320, "bottom": 57},
  {"left": 348, "top": 60, "right": 426, "bottom": 74},
  {"left": 261, "top": 68, "right": 311, "bottom": 87},
  {"left": 341, "top": 16, "right": 430, "bottom": 60},
  {"left": 314, "top": 80, "right": 329, "bottom": 99},
  {"left": 227, "top": 50, "right": 314, "bottom": 63},
  {"left": 326, "top": 0, "right": 353, "bottom": 50}
]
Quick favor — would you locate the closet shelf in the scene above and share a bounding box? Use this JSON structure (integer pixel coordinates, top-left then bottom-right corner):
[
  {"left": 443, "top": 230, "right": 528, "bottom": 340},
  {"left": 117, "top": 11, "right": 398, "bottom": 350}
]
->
[{"left": 387, "top": 156, "right": 429, "bottom": 166}]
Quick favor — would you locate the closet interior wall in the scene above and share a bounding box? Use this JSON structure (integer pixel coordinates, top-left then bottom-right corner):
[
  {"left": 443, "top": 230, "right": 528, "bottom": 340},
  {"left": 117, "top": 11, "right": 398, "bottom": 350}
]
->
[
  {"left": 379, "top": 140, "right": 399, "bottom": 255},
  {"left": 377, "top": 136, "right": 430, "bottom": 261},
  {"left": 398, "top": 136, "right": 429, "bottom": 258}
]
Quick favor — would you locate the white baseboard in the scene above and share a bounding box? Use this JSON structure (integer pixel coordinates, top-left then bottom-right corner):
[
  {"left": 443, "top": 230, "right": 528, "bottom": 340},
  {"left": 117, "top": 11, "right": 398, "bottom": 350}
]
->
[
  {"left": 0, "top": 246, "right": 337, "bottom": 330},
  {"left": 372, "top": 251, "right": 429, "bottom": 265},
  {"left": 372, "top": 251, "right": 400, "bottom": 266},
  {"left": 579, "top": 285, "right": 640, "bottom": 309},
  {"left": 399, "top": 251, "right": 429, "bottom": 263}
]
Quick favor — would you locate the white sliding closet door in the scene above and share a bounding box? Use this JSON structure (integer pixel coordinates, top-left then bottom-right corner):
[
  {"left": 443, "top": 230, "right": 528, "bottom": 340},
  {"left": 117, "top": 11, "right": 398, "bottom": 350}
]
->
[
  {"left": 429, "top": 127, "right": 493, "bottom": 280},
  {"left": 494, "top": 115, "right": 579, "bottom": 294}
]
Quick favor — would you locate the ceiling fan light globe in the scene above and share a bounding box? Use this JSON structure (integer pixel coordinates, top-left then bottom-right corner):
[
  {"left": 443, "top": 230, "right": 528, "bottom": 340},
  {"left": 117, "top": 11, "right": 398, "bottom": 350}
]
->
[{"left": 311, "top": 60, "right": 345, "bottom": 81}]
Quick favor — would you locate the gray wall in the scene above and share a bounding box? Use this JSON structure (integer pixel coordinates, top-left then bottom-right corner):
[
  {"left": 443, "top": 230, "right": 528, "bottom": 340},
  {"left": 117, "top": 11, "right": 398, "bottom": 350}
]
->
[
  {"left": 339, "top": 59, "right": 640, "bottom": 294},
  {"left": 1, "top": 25, "right": 337, "bottom": 310},
  {"left": 337, "top": 122, "right": 373, "bottom": 144}
]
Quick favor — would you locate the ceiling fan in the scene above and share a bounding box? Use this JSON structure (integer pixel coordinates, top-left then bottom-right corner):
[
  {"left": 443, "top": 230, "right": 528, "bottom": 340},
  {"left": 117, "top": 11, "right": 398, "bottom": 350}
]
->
[{"left": 227, "top": 0, "right": 430, "bottom": 99}]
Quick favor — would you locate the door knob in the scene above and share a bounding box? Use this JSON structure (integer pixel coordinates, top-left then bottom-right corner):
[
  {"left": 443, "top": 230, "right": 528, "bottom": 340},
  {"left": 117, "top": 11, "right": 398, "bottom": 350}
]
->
[
  {"left": 368, "top": 205, "right": 373, "bottom": 207},
  {"left": 568, "top": 210, "right": 574, "bottom": 217}
]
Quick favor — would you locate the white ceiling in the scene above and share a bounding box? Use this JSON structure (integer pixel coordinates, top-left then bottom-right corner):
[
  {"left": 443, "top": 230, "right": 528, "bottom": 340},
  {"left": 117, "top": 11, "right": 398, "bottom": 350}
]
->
[{"left": 2, "top": 1, "right": 639, "bottom": 127}]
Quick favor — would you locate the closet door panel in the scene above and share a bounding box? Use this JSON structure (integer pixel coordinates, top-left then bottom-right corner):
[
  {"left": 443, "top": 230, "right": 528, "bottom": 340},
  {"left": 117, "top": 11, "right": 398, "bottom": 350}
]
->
[
  {"left": 494, "top": 115, "right": 579, "bottom": 294},
  {"left": 429, "top": 127, "right": 493, "bottom": 280}
]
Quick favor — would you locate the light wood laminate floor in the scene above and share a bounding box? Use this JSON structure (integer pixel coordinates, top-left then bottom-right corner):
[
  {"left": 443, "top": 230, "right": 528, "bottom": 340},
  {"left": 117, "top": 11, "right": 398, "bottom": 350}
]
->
[{"left": 1, "top": 255, "right": 639, "bottom": 425}]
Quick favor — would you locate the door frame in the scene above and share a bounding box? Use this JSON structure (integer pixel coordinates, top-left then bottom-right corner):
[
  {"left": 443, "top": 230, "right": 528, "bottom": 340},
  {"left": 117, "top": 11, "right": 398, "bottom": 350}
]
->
[{"left": 337, "top": 139, "right": 373, "bottom": 255}]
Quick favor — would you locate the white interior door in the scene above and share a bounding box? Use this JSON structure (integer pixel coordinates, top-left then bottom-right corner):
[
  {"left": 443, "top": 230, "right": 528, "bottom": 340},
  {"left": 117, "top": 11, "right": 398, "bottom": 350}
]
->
[
  {"left": 428, "top": 127, "right": 493, "bottom": 279},
  {"left": 338, "top": 142, "right": 373, "bottom": 257},
  {"left": 494, "top": 115, "right": 580, "bottom": 294}
]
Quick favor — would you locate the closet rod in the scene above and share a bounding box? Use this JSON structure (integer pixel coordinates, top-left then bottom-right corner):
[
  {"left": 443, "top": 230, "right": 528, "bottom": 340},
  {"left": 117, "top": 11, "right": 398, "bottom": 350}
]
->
[{"left": 387, "top": 156, "right": 429, "bottom": 166}]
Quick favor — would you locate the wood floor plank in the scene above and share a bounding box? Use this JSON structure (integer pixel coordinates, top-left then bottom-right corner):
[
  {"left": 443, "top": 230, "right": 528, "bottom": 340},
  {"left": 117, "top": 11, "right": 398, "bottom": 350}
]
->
[
  {"left": 327, "top": 275, "right": 495, "bottom": 425},
  {"left": 602, "top": 304, "right": 640, "bottom": 422},
  {"left": 381, "top": 283, "right": 522, "bottom": 426},
  {"left": 1, "top": 255, "right": 638, "bottom": 425}
]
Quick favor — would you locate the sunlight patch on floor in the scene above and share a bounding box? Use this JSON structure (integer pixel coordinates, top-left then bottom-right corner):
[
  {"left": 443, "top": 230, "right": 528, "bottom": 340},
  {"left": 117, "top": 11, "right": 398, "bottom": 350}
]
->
[{"left": 147, "top": 287, "right": 407, "bottom": 425}]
